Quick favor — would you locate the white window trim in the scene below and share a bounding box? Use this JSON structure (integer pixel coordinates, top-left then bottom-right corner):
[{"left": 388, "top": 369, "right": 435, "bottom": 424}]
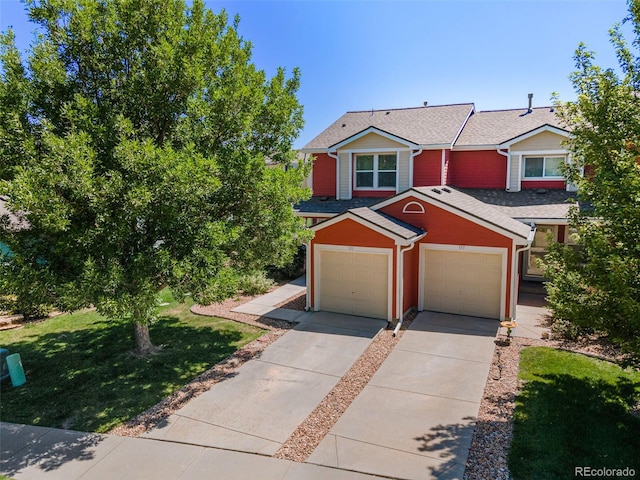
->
[
  {"left": 522, "top": 155, "right": 566, "bottom": 180},
  {"left": 354, "top": 152, "right": 398, "bottom": 190}
]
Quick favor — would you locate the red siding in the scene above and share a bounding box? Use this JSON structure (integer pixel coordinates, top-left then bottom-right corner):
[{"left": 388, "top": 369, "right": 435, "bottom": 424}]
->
[
  {"left": 521, "top": 180, "right": 566, "bottom": 190},
  {"left": 353, "top": 190, "right": 395, "bottom": 198},
  {"left": 413, "top": 150, "right": 442, "bottom": 187},
  {"left": 448, "top": 150, "right": 507, "bottom": 189},
  {"left": 442, "top": 149, "right": 451, "bottom": 185},
  {"left": 380, "top": 196, "right": 515, "bottom": 318},
  {"left": 403, "top": 245, "right": 419, "bottom": 314},
  {"left": 311, "top": 218, "right": 397, "bottom": 314},
  {"left": 312, "top": 153, "right": 336, "bottom": 196}
]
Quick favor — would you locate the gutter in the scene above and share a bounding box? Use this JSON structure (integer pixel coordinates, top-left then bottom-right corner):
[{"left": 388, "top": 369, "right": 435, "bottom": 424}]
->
[
  {"left": 497, "top": 148, "right": 510, "bottom": 190},
  {"left": 510, "top": 224, "right": 536, "bottom": 319},
  {"left": 328, "top": 150, "right": 340, "bottom": 199},
  {"left": 409, "top": 148, "right": 423, "bottom": 189}
]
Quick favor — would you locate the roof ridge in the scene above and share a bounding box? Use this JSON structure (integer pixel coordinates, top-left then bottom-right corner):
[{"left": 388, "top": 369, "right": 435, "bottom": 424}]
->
[
  {"left": 346, "top": 103, "right": 474, "bottom": 114},
  {"left": 475, "top": 106, "right": 556, "bottom": 114}
]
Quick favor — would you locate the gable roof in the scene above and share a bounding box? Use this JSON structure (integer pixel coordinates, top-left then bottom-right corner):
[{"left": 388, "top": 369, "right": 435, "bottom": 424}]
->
[
  {"left": 454, "top": 107, "right": 569, "bottom": 148},
  {"left": 373, "top": 186, "right": 534, "bottom": 243},
  {"left": 311, "top": 206, "right": 425, "bottom": 244},
  {"left": 349, "top": 207, "right": 424, "bottom": 240},
  {"left": 303, "top": 104, "right": 475, "bottom": 151}
]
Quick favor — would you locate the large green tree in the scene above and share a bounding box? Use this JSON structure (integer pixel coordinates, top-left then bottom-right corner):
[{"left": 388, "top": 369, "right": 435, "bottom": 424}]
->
[
  {"left": 543, "top": 0, "right": 640, "bottom": 357},
  {"left": 0, "top": 0, "right": 311, "bottom": 354}
]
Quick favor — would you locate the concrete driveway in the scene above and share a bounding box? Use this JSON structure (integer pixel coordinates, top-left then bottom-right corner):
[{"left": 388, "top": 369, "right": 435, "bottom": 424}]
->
[
  {"left": 307, "top": 311, "right": 498, "bottom": 480},
  {"left": 144, "top": 312, "right": 387, "bottom": 455}
]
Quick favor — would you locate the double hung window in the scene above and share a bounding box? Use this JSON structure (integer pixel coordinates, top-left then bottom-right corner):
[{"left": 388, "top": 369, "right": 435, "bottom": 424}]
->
[{"left": 355, "top": 153, "right": 397, "bottom": 189}]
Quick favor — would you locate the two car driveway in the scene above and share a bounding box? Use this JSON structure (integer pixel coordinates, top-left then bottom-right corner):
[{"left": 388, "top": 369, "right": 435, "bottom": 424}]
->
[
  {"left": 309, "top": 311, "right": 498, "bottom": 479},
  {"left": 146, "top": 310, "right": 498, "bottom": 480}
]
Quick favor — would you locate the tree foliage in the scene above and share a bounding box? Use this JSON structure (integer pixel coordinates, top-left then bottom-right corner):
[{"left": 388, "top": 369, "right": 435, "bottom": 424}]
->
[
  {"left": 0, "top": 0, "right": 311, "bottom": 354},
  {"left": 543, "top": 0, "right": 640, "bottom": 357}
]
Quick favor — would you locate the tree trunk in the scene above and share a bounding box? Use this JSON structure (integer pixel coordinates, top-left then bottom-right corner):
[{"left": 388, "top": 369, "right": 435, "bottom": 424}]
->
[{"left": 133, "top": 320, "right": 158, "bottom": 356}]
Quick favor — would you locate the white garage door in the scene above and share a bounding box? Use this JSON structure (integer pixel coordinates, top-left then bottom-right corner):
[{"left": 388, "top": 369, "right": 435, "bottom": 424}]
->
[
  {"left": 421, "top": 248, "right": 503, "bottom": 319},
  {"left": 317, "top": 248, "right": 390, "bottom": 320}
]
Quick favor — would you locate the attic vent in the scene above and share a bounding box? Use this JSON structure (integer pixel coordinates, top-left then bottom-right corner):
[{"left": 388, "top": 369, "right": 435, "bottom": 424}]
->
[
  {"left": 442, "top": 187, "right": 451, "bottom": 193},
  {"left": 341, "top": 123, "right": 346, "bottom": 127},
  {"left": 431, "top": 188, "right": 442, "bottom": 194},
  {"left": 385, "top": 111, "right": 390, "bottom": 115}
]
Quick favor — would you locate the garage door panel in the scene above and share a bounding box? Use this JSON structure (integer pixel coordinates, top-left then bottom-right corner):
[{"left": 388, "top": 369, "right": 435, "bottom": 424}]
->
[
  {"left": 317, "top": 249, "right": 389, "bottom": 320},
  {"left": 422, "top": 249, "right": 503, "bottom": 319}
]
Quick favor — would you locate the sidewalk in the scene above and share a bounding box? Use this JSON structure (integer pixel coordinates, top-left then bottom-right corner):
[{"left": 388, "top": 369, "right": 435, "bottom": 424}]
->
[
  {"left": 231, "top": 275, "right": 308, "bottom": 322},
  {"left": 1, "top": 422, "right": 378, "bottom": 480}
]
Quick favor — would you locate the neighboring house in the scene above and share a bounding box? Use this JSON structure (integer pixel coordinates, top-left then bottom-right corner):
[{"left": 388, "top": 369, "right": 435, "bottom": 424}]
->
[
  {"left": 0, "top": 197, "right": 27, "bottom": 256},
  {"left": 298, "top": 98, "right": 580, "bottom": 322}
]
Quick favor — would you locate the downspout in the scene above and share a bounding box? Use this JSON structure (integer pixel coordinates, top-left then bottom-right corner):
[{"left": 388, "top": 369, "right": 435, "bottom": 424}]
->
[
  {"left": 510, "top": 225, "right": 536, "bottom": 319},
  {"left": 305, "top": 241, "right": 312, "bottom": 311},
  {"left": 409, "top": 148, "right": 423, "bottom": 188},
  {"left": 497, "top": 148, "right": 510, "bottom": 191},
  {"left": 394, "top": 238, "right": 424, "bottom": 336},
  {"left": 328, "top": 150, "right": 339, "bottom": 199}
]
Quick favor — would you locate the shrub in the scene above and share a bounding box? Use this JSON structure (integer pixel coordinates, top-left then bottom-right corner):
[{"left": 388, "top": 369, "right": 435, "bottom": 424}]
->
[
  {"left": 267, "top": 245, "right": 305, "bottom": 281},
  {"left": 238, "top": 271, "right": 275, "bottom": 296}
]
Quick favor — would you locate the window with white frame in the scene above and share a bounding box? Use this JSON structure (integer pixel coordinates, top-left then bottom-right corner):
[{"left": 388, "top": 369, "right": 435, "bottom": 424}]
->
[
  {"left": 355, "top": 153, "right": 397, "bottom": 189},
  {"left": 523, "top": 156, "right": 565, "bottom": 179}
]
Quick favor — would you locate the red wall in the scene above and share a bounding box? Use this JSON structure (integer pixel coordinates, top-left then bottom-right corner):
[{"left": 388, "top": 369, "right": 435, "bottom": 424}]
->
[
  {"left": 521, "top": 180, "right": 566, "bottom": 190},
  {"left": 312, "top": 153, "right": 336, "bottom": 196},
  {"left": 353, "top": 190, "right": 395, "bottom": 198},
  {"left": 380, "top": 196, "right": 515, "bottom": 317},
  {"left": 311, "top": 218, "right": 397, "bottom": 315},
  {"left": 448, "top": 150, "right": 507, "bottom": 189},
  {"left": 413, "top": 150, "right": 442, "bottom": 187}
]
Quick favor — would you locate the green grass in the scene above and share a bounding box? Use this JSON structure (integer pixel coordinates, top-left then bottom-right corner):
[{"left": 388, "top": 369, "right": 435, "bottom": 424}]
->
[
  {"left": 508, "top": 347, "right": 640, "bottom": 480},
  {"left": 0, "top": 291, "right": 264, "bottom": 433}
]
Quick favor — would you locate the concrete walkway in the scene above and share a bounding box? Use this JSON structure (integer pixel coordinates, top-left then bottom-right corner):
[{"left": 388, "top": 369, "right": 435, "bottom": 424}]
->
[
  {"left": 509, "top": 292, "right": 551, "bottom": 340},
  {"left": 231, "top": 275, "right": 307, "bottom": 322},
  {"left": 1, "top": 422, "right": 378, "bottom": 480},
  {"left": 143, "top": 312, "right": 387, "bottom": 456},
  {"left": 308, "top": 312, "right": 499, "bottom": 480}
]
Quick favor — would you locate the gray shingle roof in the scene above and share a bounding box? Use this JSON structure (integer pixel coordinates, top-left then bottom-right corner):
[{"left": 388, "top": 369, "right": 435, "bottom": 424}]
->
[
  {"left": 410, "top": 186, "right": 533, "bottom": 240},
  {"left": 349, "top": 207, "right": 424, "bottom": 240},
  {"left": 460, "top": 189, "right": 577, "bottom": 220},
  {"left": 303, "top": 104, "right": 474, "bottom": 150},
  {"left": 455, "top": 107, "right": 568, "bottom": 147},
  {"left": 295, "top": 197, "right": 381, "bottom": 214}
]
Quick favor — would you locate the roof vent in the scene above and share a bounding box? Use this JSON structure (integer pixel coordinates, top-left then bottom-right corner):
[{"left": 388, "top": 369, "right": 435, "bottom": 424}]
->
[
  {"left": 341, "top": 123, "right": 346, "bottom": 127},
  {"left": 442, "top": 187, "right": 451, "bottom": 193},
  {"left": 423, "top": 101, "right": 428, "bottom": 107},
  {"left": 430, "top": 188, "right": 442, "bottom": 194},
  {"left": 385, "top": 111, "right": 390, "bottom": 115},
  {"left": 527, "top": 93, "right": 533, "bottom": 113}
]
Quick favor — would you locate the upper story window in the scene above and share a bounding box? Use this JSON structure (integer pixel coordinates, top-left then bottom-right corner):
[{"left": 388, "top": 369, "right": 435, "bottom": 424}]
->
[
  {"left": 523, "top": 156, "right": 564, "bottom": 179},
  {"left": 355, "top": 153, "right": 397, "bottom": 189}
]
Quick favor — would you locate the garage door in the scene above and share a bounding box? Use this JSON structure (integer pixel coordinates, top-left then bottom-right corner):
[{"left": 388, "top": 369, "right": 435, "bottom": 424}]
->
[
  {"left": 421, "top": 249, "right": 503, "bottom": 319},
  {"left": 317, "top": 249, "right": 390, "bottom": 320}
]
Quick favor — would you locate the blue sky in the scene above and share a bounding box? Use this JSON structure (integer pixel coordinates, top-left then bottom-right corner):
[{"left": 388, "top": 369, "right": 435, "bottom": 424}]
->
[{"left": 0, "top": 0, "right": 631, "bottom": 148}]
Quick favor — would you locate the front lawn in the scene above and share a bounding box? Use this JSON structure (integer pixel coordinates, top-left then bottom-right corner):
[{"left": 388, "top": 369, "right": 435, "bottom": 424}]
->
[
  {"left": 508, "top": 347, "right": 640, "bottom": 480},
  {"left": 0, "top": 291, "right": 264, "bottom": 433}
]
